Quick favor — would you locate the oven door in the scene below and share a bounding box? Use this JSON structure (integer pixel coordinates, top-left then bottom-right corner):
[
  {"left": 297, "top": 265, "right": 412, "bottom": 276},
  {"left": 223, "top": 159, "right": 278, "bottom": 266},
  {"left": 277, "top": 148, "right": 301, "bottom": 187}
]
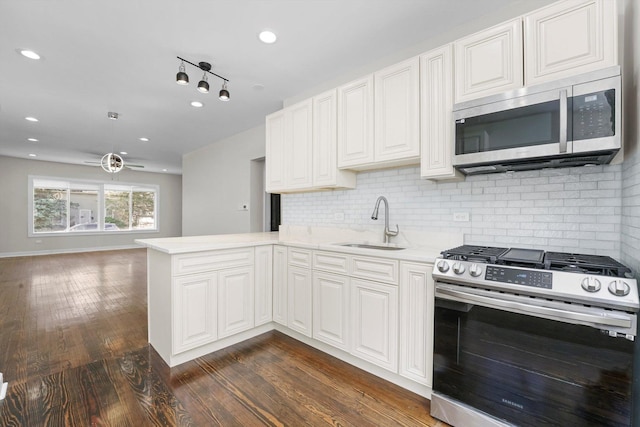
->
[{"left": 432, "top": 283, "right": 634, "bottom": 427}]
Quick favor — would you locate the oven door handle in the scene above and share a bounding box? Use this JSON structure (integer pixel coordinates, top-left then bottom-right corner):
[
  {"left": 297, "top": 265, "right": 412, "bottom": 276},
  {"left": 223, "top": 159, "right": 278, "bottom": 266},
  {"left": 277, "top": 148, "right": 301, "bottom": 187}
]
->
[{"left": 436, "top": 286, "right": 633, "bottom": 329}]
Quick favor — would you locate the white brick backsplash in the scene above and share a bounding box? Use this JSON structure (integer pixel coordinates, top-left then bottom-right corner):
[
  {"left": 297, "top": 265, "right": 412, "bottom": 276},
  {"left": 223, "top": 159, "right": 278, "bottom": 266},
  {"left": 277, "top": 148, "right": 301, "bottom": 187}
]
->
[{"left": 282, "top": 164, "right": 623, "bottom": 259}]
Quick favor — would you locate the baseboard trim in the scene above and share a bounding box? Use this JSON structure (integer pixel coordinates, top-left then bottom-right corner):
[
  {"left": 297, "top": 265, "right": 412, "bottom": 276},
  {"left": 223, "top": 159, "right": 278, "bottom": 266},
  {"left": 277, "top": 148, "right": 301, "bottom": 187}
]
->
[{"left": 0, "top": 244, "right": 142, "bottom": 258}]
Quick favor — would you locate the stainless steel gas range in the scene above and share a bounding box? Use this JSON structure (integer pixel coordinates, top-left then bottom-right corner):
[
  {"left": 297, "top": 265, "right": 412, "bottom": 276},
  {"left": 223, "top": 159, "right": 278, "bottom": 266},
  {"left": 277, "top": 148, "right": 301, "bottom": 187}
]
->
[{"left": 430, "top": 245, "right": 639, "bottom": 427}]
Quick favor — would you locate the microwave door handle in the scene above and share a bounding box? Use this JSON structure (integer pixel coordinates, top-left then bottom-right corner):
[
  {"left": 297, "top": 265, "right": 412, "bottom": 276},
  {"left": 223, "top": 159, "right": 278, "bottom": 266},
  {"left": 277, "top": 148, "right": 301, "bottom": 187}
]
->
[{"left": 559, "top": 89, "right": 568, "bottom": 153}]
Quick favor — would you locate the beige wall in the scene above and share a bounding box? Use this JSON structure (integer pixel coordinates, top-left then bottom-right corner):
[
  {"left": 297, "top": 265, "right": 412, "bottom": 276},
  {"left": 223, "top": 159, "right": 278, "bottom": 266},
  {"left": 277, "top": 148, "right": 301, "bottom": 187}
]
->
[
  {"left": 0, "top": 156, "right": 182, "bottom": 256},
  {"left": 182, "top": 125, "right": 266, "bottom": 236}
]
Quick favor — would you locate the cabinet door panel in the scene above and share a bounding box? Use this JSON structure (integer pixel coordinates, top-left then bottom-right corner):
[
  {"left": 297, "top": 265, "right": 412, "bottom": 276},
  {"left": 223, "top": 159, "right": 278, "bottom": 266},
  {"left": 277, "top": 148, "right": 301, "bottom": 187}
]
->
[
  {"left": 173, "top": 273, "right": 217, "bottom": 354},
  {"left": 524, "top": 0, "right": 616, "bottom": 85},
  {"left": 286, "top": 99, "right": 313, "bottom": 189},
  {"left": 218, "top": 266, "right": 254, "bottom": 339},
  {"left": 313, "top": 272, "right": 349, "bottom": 350},
  {"left": 272, "top": 246, "right": 288, "bottom": 326},
  {"left": 265, "top": 111, "right": 286, "bottom": 192},
  {"left": 374, "top": 57, "right": 420, "bottom": 163},
  {"left": 337, "top": 75, "right": 375, "bottom": 168},
  {"left": 288, "top": 266, "right": 312, "bottom": 337},
  {"left": 399, "top": 263, "right": 433, "bottom": 386},
  {"left": 420, "top": 45, "right": 461, "bottom": 180},
  {"left": 454, "top": 19, "right": 524, "bottom": 103},
  {"left": 254, "top": 246, "right": 273, "bottom": 326},
  {"left": 351, "top": 279, "right": 398, "bottom": 372}
]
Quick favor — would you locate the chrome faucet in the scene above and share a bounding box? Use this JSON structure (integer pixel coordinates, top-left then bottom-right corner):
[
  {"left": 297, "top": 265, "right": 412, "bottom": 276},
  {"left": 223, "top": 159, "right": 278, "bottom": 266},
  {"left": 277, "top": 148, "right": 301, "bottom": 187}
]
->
[{"left": 371, "top": 196, "right": 399, "bottom": 244}]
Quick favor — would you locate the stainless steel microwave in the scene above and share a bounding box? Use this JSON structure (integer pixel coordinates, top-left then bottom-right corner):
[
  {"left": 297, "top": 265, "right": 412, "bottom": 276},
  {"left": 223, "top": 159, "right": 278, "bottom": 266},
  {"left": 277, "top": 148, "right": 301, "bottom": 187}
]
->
[{"left": 453, "top": 66, "right": 621, "bottom": 175}]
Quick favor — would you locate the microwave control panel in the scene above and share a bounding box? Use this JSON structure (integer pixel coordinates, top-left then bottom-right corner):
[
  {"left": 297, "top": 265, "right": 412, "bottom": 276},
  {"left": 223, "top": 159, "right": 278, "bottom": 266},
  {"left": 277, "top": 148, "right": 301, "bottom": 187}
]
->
[{"left": 572, "top": 89, "right": 615, "bottom": 141}]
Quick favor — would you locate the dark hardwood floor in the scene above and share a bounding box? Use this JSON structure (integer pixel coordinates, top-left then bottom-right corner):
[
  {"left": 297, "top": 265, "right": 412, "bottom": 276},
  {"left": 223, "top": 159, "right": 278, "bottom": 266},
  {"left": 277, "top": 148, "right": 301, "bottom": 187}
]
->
[{"left": 0, "top": 249, "right": 446, "bottom": 426}]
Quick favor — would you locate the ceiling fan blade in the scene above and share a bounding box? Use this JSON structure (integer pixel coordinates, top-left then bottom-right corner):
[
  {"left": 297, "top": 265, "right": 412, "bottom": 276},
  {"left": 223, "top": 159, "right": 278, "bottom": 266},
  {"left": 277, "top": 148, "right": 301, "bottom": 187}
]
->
[{"left": 125, "top": 164, "right": 144, "bottom": 168}]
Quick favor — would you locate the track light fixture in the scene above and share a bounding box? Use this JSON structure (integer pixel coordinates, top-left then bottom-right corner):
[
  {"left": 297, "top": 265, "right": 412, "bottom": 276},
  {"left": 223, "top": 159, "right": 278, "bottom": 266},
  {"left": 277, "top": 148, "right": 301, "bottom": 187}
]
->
[{"left": 175, "top": 56, "right": 230, "bottom": 101}]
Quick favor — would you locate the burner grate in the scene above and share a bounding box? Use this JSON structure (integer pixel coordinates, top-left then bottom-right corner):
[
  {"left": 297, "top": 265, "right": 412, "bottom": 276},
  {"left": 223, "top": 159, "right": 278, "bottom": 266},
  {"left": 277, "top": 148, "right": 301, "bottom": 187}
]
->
[
  {"left": 441, "top": 245, "right": 509, "bottom": 263},
  {"left": 544, "top": 252, "right": 631, "bottom": 278}
]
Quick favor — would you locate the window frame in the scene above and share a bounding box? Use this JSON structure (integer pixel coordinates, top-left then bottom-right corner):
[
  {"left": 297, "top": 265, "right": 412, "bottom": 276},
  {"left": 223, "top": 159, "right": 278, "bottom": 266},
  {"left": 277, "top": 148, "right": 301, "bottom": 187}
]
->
[{"left": 28, "top": 175, "right": 160, "bottom": 237}]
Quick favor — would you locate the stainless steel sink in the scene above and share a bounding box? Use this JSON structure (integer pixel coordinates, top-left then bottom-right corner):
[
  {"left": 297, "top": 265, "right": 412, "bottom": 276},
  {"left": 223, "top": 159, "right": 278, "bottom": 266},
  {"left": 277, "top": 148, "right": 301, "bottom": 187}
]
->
[{"left": 338, "top": 243, "right": 406, "bottom": 251}]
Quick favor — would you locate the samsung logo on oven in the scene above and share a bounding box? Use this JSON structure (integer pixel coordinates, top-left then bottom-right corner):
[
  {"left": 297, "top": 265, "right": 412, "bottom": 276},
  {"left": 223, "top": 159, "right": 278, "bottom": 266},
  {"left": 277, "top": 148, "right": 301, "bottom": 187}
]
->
[{"left": 501, "top": 398, "right": 524, "bottom": 410}]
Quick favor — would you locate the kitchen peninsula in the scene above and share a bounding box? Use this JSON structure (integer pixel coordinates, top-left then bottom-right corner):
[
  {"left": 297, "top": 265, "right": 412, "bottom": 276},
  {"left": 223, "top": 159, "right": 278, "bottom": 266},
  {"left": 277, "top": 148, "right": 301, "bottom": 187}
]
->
[{"left": 136, "top": 226, "right": 462, "bottom": 398}]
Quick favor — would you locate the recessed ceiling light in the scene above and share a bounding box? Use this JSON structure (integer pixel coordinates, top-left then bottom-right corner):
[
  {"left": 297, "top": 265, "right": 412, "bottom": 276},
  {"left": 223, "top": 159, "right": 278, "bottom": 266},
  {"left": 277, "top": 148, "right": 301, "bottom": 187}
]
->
[
  {"left": 190, "top": 101, "right": 204, "bottom": 108},
  {"left": 139, "top": 137, "right": 149, "bottom": 142},
  {"left": 25, "top": 116, "right": 38, "bottom": 122},
  {"left": 253, "top": 83, "right": 265, "bottom": 91},
  {"left": 19, "top": 49, "right": 40, "bottom": 60},
  {"left": 259, "top": 30, "right": 277, "bottom": 44},
  {"left": 28, "top": 153, "right": 37, "bottom": 157},
  {"left": 162, "top": 168, "right": 168, "bottom": 172},
  {"left": 27, "top": 138, "right": 38, "bottom": 142},
  {"left": 120, "top": 151, "right": 128, "bottom": 155}
]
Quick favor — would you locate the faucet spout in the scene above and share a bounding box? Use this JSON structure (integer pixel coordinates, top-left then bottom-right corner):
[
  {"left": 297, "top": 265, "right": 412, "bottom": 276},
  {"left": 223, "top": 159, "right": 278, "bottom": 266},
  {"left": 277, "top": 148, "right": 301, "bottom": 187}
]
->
[{"left": 371, "top": 196, "right": 399, "bottom": 244}]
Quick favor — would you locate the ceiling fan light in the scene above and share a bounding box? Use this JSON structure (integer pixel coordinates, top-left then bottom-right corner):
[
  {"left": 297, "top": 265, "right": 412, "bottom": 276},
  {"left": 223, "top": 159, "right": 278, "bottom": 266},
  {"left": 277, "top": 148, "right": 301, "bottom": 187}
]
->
[{"left": 176, "top": 61, "right": 189, "bottom": 85}]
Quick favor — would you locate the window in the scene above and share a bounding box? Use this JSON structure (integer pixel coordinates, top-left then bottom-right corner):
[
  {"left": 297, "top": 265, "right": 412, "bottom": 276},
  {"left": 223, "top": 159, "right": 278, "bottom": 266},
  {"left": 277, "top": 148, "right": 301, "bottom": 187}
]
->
[{"left": 29, "top": 177, "right": 159, "bottom": 235}]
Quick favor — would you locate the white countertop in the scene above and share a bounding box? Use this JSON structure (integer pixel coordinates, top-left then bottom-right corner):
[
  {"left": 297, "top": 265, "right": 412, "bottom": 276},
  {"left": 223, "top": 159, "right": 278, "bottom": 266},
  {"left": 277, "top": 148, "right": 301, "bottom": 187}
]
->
[{"left": 135, "top": 227, "right": 457, "bottom": 264}]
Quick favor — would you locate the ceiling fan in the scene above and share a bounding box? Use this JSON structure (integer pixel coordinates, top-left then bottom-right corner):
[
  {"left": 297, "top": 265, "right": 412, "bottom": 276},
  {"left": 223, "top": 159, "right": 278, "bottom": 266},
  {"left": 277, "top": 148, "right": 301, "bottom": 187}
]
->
[{"left": 83, "top": 111, "right": 145, "bottom": 173}]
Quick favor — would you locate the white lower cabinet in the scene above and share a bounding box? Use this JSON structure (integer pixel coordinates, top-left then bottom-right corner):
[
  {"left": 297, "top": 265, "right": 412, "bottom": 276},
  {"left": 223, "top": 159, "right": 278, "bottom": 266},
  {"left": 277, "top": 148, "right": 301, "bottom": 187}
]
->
[
  {"left": 173, "top": 272, "right": 218, "bottom": 354},
  {"left": 313, "top": 271, "right": 350, "bottom": 351},
  {"left": 272, "top": 245, "right": 288, "bottom": 326},
  {"left": 254, "top": 246, "right": 273, "bottom": 326},
  {"left": 217, "top": 266, "right": 254, "bottom": 339},
  {"left": 350, "top": 278, "right": 398, "bottom": 372},
  {"left": 288, "top": 265, "right": 313, "bottom": 337},
  {"left": 399, "top": 262, "right": 434, "bottom": 387}
]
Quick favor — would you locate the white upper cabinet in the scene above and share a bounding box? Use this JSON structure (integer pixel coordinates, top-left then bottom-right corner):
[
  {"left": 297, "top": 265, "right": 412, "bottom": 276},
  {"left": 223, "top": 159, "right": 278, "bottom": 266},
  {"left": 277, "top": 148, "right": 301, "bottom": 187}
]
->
[
  {"left": 454, "top": 18, "right": 524, "bottom": 103},
  {"left": 337, "top": 75, "right": 375, "bottom": 168},
  {"left": 524, "top": 0, "right": 617, "bottom": 85},
  {"left": 285, "top": 99, "right": 313, "bottom": 190},
  {"left": 313, "top": 89, "right": 356, "bottom": 189},
  {"left": 374, "top": 57, "right": 420, "bottom": 165},
  {"left": 265, "top": 110, "right": 286, "bottom": 192},
  {"left": 420, "top": 44, "right": 462, "bottom": 181}
]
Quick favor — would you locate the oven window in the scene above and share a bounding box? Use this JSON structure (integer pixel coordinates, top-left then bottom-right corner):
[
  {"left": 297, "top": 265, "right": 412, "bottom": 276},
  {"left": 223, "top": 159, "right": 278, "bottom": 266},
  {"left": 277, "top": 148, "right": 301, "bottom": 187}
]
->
[
  {"left": 455, "top": 100, "right": 562, "bottom": 155},
  {"left": 433, "top": 302, "right": 633, "bottom": 426}
]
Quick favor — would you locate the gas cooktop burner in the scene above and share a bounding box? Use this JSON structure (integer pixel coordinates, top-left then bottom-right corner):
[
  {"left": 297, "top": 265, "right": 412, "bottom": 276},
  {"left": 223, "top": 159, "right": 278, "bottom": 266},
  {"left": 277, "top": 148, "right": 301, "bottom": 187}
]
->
[{"left": 440, "top": 245, "right": 631, "bottom": 278}]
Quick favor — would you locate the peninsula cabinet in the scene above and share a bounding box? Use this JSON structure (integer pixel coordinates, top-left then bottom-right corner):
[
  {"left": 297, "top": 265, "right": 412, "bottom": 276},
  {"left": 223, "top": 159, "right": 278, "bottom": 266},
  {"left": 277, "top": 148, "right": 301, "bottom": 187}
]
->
[
  {"left": 173, "top": 272, "right": 218, "bottom": 354},
  {"left": 217, "top": 266, "right": 254, "bottom": 339},
  {"left": 254, "top": 245, "right": 273, "bottom": 327},
  {"left": 454, "top": 0, "right": 617, "bottom": 103},
  {"left": 272, "top": 245, "right": 288, "bottom": 326},
  {"left": 420, "top": 44, "right": 461, "bottom": 181},
  {"left": 287, "top": 248, "right": 313, "bottom": 337}
]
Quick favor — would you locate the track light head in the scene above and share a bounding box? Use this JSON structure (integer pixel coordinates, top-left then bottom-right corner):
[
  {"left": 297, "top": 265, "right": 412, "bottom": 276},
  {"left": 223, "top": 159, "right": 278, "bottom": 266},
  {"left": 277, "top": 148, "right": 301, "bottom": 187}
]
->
[
  {"left": 176, "top": 61, "right": 189, "bottom": 85},
  {"left": 197, "top": 74, "right": 209, "bottom": 93},
  {"left": 219, "top": 81, "right": 230, "bottom": 101}
]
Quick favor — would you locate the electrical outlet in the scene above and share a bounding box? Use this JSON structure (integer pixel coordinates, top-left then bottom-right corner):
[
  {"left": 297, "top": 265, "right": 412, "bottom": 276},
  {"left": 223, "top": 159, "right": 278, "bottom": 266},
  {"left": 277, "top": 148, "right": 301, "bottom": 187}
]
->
[
  {"left": 453, "top": 212, "right": 470, "bottom": 222},
  {"left": 334, "top": 212, "right": 345, "bottom": 221}
]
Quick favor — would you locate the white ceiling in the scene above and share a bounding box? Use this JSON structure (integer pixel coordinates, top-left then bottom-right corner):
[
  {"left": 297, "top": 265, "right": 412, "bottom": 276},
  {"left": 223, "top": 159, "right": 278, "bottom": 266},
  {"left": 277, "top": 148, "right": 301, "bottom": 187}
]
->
[{"left": 1, "top": 0, "right": 525, "bottom": 175}]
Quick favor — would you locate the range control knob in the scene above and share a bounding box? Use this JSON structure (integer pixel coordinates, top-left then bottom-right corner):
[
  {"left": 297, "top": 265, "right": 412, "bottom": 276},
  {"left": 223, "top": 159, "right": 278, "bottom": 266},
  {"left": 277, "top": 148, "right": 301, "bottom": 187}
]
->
[
  {"left": 608, "top": 280, "right": 631, "bottom": 297},
  {"left": 452, "top": 262, "right": 466, "bottom": 275},
  {"left": 436, "top": 260, "right": 450, "bottom": 273},
  {"left": 581, "top": 277, "right": 601, "bottom": 293},
  {"left": 469, "top": 264, "right": 483, "bottom": 277}
]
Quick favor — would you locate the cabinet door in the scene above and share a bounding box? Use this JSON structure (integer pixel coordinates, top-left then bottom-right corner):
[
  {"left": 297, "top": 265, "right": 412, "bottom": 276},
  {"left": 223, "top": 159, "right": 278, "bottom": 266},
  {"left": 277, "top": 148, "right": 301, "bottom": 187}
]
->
[
  {"left": 218, "top": 266, "right": 254, "bottom": 339},
  {"left": 454, "top": 18, "right": 524, "bottom": 103},
  {"left": 337, "top": 75, "right": 375, "bottom": 168},
  {"left": 374, "top": 57, "right": 420, "bottom": 164},
  {"left": 272, "top": 245, "right": 288, "bottom": 326},
  {"left": 420, "top": 45, "right": 462, "bottom": 180},
  {"left": 351, "top": 279, "right": 398, "bottom": 372},
  {"left": 265, "top": 110, "right": 286, "bottom": 192},
  {"left": 285, "top": 99, "right": 313, "bottom": 189},
  {"left": 313, "top": 89, "right": 357, "bottom": 189},
  {"left": 254, "top": 246, "right": 273, "bottom": 327},
  {"left": 399, "top": 262, "right": 433, "bottom": 387},
  {"left": 524, "top": 0, "right": 617, "bottom": 85},
  {"left": 173, "top": 273, "right": 217, "bottom": 354},
  {"left": 313, "top": 271, "right": 349, "bottom": 351},
  {"left": 288, "top": 265, "right": 313, "bottom": 337}
]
